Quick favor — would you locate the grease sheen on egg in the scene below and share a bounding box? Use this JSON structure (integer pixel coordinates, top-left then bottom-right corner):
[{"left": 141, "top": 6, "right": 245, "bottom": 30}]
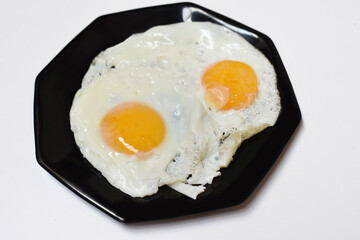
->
[{"left": 70, "top": 22, "right": 281, "bottom": 199}]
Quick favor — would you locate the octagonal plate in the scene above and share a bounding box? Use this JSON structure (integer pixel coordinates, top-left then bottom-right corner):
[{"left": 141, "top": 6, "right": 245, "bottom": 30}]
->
[{"left": 34, "top": 2, "right": 301, "bottom": 222}]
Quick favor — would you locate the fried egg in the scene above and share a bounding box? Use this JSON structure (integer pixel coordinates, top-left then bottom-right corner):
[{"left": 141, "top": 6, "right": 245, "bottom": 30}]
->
[{"left": 70, "top": 22, "right": 281, "bottom": 199}]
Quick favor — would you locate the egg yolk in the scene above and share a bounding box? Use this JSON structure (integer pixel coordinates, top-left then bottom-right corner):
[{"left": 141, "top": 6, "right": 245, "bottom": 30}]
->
[
  {"left": 101, "top": 102, "right": 165, "bottom": 157},
  {"left": 202, "top": 60, "right": 258, "bottom": 110}
]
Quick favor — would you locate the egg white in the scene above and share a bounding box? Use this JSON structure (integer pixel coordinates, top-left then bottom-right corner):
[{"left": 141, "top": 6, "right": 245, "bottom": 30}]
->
[{"left": 70, "top": 22, "right": 281, "bottom": 199}]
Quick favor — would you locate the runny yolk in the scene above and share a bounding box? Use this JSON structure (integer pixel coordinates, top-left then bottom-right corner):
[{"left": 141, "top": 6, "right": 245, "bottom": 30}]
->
[
  {"left": 101, "top": 102, "right": 165, "bottom": 157},
  {"left": 202, "top": 60, "right": 258, "bottom": 110}
]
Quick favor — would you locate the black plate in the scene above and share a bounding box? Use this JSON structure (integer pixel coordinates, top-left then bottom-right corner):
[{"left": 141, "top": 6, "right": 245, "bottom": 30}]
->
[{"left": 34, "top": 2, "right": 301, "bottom": 223}]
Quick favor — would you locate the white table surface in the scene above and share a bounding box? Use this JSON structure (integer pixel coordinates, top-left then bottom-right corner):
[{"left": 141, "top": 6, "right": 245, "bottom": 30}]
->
[{"left": 1, "top": 0, "right": 360, "bottom": 239}]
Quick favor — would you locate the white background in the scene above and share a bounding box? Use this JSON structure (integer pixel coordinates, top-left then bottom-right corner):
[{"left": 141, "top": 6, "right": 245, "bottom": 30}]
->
[{"left": 1, "top": 0, "right": 360, "bottom": 239}]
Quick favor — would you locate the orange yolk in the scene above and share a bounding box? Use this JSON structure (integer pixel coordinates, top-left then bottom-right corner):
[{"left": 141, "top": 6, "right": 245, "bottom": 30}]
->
[
  {"left": 100, "top": 102, "right": 165, "bottom": 157},
  {"left": 202, "top": 60, "right": 258, "bottom": 110}
]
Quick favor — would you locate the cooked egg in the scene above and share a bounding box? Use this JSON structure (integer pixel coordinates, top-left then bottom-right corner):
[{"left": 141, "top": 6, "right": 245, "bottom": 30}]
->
[{"left": 70, "top": 21, "right": 281, "bottom": 199}]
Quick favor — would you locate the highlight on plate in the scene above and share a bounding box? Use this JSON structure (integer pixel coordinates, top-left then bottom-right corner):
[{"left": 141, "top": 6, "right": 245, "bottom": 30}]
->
[{"left": 70, "top": 22, "right": 281, "bottom": 199}]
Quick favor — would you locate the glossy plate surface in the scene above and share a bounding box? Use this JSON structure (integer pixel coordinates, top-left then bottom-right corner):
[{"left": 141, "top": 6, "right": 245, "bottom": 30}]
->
[{"left": 34, "top": 2, "right": 301, "bottom": 222}]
